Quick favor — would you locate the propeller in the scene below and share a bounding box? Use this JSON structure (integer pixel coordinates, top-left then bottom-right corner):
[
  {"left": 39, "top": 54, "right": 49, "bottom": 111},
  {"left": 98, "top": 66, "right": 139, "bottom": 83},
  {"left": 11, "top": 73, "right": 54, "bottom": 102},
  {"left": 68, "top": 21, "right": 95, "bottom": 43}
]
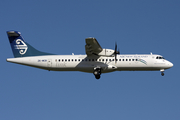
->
[{"left": 114, "top": 42, "right": 120, "bottom": 63}]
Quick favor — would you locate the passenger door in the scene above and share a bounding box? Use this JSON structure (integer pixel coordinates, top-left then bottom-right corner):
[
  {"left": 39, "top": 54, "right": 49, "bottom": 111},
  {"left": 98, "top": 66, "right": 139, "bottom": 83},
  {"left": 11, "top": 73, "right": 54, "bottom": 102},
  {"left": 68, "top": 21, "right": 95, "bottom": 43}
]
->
[{"left": 47, "top": 59, "right": 52, "bottom": 67}]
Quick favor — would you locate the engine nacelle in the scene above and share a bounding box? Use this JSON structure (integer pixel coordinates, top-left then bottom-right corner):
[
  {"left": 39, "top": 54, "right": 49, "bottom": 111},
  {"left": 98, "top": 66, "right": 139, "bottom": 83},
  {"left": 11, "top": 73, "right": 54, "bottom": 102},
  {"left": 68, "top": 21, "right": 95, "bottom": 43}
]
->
[
  {"left": 107, "top": 65, "right": 117, "bottom": 70},
  {"left": 98, "top": 49, "right": 115, "bottom": 56}
]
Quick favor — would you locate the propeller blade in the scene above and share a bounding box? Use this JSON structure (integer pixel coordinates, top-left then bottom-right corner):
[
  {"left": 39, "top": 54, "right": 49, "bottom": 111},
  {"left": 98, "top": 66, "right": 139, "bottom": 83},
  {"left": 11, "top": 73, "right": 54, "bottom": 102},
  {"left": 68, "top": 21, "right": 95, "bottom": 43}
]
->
[
  {"left": 115, "top": 52, "right": 117, "bottom": 63},
  {"left": 115, "top": 42, "right": 117, "bottom": 52},
  {"left": 114, "top": 42, "right": 120, "bottom": 63}
]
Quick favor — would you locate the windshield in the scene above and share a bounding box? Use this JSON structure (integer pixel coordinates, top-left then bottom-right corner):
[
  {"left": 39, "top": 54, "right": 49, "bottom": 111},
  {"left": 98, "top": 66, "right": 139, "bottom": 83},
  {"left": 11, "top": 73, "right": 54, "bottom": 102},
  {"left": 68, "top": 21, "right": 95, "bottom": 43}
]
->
[{"left": 156, "top": 56, "right": 165, "bottom": 59}]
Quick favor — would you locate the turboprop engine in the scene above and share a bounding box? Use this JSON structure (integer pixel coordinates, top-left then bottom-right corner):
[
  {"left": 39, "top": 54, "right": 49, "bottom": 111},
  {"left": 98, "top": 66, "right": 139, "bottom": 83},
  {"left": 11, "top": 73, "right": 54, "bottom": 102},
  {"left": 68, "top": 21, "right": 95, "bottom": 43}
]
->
[{"left": 98, "top": 49, "right": 115, "bottom": 56}]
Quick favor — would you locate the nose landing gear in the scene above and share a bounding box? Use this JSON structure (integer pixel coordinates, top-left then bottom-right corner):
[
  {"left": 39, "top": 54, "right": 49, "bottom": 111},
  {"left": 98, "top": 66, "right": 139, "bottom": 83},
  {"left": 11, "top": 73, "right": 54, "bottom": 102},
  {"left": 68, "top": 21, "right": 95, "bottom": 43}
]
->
[{"left": 160, "top": 69, "right": 164, "bottom": 76}]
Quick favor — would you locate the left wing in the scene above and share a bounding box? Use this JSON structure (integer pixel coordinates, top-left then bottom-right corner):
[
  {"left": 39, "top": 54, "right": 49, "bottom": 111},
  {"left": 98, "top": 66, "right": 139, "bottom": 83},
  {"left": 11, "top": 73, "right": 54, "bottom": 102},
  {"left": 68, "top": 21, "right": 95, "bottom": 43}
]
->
[{"left": 85, "top": 38, "right": 103, "bottom": 56}]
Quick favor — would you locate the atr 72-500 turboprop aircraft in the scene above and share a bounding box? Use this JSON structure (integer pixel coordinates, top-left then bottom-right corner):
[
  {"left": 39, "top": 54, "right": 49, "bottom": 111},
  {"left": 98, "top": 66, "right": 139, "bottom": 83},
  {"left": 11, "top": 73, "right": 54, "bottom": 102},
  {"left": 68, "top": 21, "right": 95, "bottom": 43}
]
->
[{"left": 6, "top": 31, "right": 173, "bottom": 79}]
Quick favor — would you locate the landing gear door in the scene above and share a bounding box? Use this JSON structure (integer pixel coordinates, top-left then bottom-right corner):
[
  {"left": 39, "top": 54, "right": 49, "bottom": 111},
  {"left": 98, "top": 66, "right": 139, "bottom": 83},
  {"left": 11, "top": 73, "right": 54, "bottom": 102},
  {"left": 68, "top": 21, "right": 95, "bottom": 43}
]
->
[{"left": 47, "top": 59, "right": 52, "bottom": 67}]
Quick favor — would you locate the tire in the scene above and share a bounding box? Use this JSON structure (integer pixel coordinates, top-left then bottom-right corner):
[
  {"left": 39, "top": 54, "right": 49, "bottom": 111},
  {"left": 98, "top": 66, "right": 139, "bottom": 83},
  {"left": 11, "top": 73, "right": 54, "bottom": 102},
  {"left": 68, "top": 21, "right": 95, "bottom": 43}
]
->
[
  {"left": 95, "top": 75, "right": 100, "bottom": 79},
  {"left": 161, "top": 72, "right": 164, "bottom": 76}
]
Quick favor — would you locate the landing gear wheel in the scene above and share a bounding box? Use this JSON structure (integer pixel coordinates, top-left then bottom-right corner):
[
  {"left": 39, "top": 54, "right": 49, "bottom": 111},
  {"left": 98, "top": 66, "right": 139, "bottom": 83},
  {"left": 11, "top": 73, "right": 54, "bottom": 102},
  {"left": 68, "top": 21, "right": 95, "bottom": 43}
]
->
[
  {"left": 161, "top": 72, "right": 164, "bottom": 76},
  {"left": 95, "top": 75, "right": 101, "bottom": 79}
]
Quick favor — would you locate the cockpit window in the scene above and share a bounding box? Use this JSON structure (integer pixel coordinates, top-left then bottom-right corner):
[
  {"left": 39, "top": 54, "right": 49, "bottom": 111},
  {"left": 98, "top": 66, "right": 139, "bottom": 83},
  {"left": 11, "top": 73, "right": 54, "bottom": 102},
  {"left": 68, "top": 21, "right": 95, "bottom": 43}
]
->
[{"left": 156, "top": 56, "right": 165, "bottom": 59}]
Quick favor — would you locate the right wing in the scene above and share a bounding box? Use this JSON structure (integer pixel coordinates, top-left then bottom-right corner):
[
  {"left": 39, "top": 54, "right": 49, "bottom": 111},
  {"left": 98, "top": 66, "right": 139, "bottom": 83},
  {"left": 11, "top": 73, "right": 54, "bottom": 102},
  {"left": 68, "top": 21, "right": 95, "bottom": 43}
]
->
[{"left": 85, "top": 38, "right": 103, "bottom": 56}]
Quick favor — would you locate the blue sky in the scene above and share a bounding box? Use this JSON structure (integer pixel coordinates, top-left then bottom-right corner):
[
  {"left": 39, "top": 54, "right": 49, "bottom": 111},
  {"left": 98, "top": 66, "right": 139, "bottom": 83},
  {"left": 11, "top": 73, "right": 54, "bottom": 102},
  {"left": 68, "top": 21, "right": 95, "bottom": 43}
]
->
[{"left": 1, "top": 0, "right": 180, "bottom": 120}]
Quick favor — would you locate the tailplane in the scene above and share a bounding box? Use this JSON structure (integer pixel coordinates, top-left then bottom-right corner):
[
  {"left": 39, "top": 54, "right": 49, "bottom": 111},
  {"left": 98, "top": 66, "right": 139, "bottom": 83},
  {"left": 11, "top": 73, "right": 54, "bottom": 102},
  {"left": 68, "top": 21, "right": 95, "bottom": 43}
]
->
[{"left": 7, "top": 31, "right": 54, "bottom": 57}]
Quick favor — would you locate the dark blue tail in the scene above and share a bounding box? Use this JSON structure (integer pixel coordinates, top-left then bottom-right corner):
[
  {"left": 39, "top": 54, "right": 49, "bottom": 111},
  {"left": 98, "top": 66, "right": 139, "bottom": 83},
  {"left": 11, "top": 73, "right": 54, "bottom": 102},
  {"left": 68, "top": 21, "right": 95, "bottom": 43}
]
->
[{"left": 7, "top": 31, "right": 54, "bottom": 57}]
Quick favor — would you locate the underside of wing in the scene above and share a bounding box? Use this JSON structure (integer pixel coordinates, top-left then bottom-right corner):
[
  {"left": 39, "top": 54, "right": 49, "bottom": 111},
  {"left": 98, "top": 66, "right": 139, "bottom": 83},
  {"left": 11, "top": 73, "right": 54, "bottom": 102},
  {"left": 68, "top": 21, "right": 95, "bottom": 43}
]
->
[{"left": 85, "top": 38, "right": 103, "bottom": 56}]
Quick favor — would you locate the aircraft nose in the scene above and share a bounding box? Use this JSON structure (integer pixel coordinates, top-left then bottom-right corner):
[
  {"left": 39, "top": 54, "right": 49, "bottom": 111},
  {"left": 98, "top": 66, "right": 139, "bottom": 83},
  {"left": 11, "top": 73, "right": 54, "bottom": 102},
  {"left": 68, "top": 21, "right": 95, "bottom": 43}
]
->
[
  {"left": 170, "top": 62, "right": 173, "bottom": 67},
  {"left": 168, "top": 62, "right": 173, "bottom": 68}
]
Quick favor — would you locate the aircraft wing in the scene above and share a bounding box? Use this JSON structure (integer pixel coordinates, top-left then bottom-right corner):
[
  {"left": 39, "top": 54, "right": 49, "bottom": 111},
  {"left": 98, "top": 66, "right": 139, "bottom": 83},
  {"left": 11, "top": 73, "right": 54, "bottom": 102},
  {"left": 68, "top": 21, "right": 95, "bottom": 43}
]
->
[{"left": 85, "top": 38, "right": 103, "bottom": 56}]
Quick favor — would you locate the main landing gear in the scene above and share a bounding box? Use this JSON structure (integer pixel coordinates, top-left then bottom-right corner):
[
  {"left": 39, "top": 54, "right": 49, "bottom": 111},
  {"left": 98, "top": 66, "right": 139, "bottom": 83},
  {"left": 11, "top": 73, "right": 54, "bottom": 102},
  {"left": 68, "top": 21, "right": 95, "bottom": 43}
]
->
[{"left": 93, "top": 67, "right": 101, "bottom": 79}]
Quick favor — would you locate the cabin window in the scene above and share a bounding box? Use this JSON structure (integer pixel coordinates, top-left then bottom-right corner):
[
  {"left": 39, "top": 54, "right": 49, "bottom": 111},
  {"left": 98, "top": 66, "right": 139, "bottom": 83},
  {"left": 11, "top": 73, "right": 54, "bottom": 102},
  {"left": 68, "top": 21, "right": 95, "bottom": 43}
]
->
[
  {"left": 89, "top": 59, "right": 91, "bottom": 61},
  {"left": 102, "top": 59, "right": 104, "bottom": 62},
  {"left": 129, "top": 59, "right": 131, "bottom": 61},
  {"left": 109, "top": 59, "right": 111, "bottom": 61},
  {"left": 122, "top": 59, "right": 124, "bottom": 61},
  {"left": 92, "top": 59, "right": 94, "bottom": 61},
  {"left": 72, "top": 59, "right": 73, "bottom": 62},
  {"left": 75, "top": 59, "right": 77, "bottom": 61},
  {"left": 132, "top": 59, "right": 134, "bottom": 61},
  {"left": 106, "top": 59, "right": 108, "bottom": 61},
  {"left": 136, "top": 59, "right": 138, "bottom": 61},
  {"left": 59, "top": 59, "right": 60, "bottom": 62},
  {"left": 119, "top": 59, "right": 121, "bottom": 61},
  {"left": 99, "top": 59, "right": 101, "bottom": 62},
  {"left": 112, "top": 59, "right": 114, "bottom": 61},
  {"left": 62, "top": 59, "right": 64, "bottom": 62}
]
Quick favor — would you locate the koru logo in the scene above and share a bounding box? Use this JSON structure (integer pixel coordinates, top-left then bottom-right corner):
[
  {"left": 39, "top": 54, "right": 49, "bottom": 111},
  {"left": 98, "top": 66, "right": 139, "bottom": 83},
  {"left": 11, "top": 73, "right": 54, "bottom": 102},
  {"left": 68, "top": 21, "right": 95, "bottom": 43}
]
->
[{"left": 14, "top": 39, "right": 28, "bottom": 55}]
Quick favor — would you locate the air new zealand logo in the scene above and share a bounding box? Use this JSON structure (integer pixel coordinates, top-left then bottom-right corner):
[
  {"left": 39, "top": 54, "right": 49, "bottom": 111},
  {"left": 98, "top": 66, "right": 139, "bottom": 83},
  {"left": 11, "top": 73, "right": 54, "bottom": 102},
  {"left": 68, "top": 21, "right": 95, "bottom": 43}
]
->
[{"left": 14, "top": 39, "right": 28, "bottom": 55}]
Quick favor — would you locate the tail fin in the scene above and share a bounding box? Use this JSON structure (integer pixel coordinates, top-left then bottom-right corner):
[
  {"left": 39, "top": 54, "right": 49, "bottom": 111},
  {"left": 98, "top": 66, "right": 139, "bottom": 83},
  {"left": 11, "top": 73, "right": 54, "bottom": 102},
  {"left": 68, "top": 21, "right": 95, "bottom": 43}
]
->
[{"left": 7, "top": 31, "right": 54, "bottom": 57}]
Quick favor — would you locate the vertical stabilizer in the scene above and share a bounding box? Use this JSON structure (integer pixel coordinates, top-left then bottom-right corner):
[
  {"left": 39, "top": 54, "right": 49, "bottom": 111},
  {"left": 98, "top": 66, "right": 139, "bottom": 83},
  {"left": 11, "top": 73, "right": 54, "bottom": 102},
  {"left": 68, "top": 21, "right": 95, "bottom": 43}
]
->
[{"left": 7, "top": 31, "right": 54, "bottom": 57}]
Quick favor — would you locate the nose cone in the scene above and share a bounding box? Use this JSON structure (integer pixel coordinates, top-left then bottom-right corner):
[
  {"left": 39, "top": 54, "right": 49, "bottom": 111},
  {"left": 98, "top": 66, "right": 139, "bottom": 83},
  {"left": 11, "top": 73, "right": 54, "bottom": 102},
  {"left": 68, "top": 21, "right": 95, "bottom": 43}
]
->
[
  {"left": 167, "top": 61, "right": 173, "bottom": 68},
  {"left": 169, "top": 62, "right": 173, "bottom": 68}
]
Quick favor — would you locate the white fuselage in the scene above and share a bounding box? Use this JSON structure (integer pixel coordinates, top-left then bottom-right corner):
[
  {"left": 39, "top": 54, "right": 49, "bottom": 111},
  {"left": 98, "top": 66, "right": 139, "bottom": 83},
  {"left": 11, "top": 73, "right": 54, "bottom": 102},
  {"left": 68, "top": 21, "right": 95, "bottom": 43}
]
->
[{"left": 7, "top": 54, "right": 173, "bottom": 73}]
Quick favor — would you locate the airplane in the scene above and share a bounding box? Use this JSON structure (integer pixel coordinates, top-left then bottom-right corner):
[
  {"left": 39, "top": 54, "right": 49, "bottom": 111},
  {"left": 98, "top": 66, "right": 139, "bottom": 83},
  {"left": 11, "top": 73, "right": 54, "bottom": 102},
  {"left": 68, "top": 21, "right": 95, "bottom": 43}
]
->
[{"left": 6, "top": 31, "right": 173, "bottom": 79}]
